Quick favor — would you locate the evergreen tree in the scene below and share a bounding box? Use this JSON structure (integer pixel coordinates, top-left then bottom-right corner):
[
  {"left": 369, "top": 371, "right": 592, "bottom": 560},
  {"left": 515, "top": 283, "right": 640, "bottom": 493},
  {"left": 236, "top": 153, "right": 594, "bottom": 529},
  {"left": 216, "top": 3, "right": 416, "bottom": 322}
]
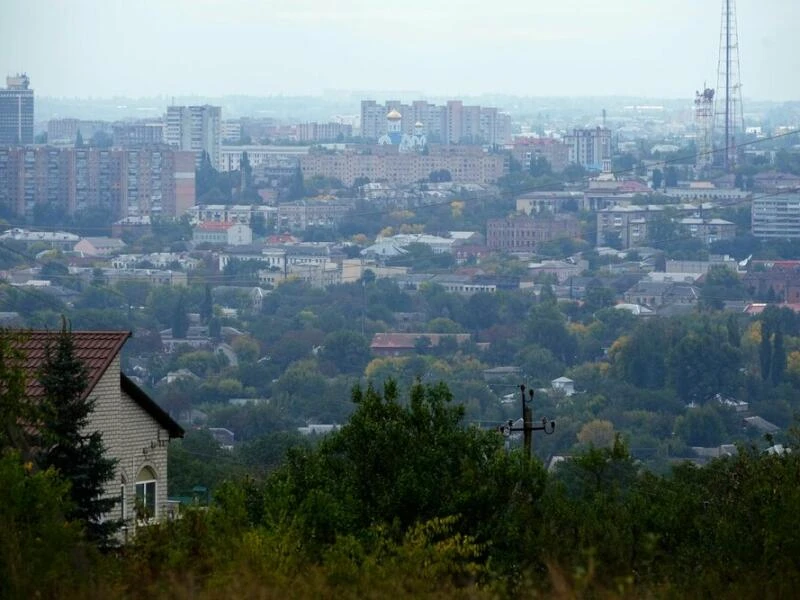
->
[
  {"left": 0, "top": 330, "right": 32, "bottom": 455},
  {"left": 771, "top": 328, "right": 786, "bottom": 385},
  {"left": 200, "top": 284, "right": 213, "bottom": 325},
  {"left": 759, "top": 321, "right": 772, "bottom": 381},
  {"left": 37, "top": 321, "right": 119, "bottom": 546},
  {"left": 171, "top": 292, "right": 190, "bottom": 339},
  {"left": 75, "top": 129, "right": 84, "bottom": 148}
]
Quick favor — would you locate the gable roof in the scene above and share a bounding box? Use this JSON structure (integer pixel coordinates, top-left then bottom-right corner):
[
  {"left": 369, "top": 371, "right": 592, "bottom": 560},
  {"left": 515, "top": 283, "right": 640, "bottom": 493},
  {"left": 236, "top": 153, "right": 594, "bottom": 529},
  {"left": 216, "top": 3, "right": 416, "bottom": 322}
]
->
[
  {"left": 121, "top": 373, "right": 184, "bottom": 438},
  {"left": 10, "top": 330, "right": 183, "bottom": 439},
  {"left": 14, "top": 331, "right": 131, "bottom": 401}
]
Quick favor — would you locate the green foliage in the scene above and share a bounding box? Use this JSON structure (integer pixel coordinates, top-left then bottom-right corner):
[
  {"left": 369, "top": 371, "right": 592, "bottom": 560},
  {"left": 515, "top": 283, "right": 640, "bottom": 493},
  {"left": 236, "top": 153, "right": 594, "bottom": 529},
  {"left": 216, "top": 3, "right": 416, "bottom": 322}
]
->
[{"left": 36, "top": 323, "right": 119, "bottom": 546}]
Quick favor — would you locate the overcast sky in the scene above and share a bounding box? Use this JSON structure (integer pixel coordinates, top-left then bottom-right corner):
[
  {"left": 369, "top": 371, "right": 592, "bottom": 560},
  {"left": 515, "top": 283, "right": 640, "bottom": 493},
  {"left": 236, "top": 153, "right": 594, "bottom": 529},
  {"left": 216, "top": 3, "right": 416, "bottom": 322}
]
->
[{"left": 1, "top": 0, "right": 798, "bottom": 100}]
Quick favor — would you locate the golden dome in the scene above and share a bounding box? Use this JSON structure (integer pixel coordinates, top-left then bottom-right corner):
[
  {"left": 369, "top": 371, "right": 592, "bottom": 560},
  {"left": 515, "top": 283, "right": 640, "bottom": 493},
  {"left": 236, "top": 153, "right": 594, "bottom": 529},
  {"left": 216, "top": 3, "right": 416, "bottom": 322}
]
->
[{"left": 387, "top": 109, "right": 402, "bottom": 120}]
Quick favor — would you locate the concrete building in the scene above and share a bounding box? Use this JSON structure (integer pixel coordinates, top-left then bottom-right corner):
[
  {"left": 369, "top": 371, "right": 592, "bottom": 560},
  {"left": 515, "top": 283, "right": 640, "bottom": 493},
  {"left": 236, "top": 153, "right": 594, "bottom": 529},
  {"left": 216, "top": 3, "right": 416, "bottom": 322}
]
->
[
  {"left": 511, "top": 138, "right": 571, "bottom": 173},
  {"left": 277, "top": 200, "right": 352, "bottom": 232},
  {"left": 219, "top": 145, "right": 309, "bottom": 172},
  {"left": 165, "top": 105, "right": 222, "bottom": 169},
  {"left": 752, "top": 194, "right": 800, "bottom": 239},
  {"left": 192, "top": 222, "right": 253, "bottom": 246},
  {"left": 112, "top": 121, "right": 165, "bottom": 147},
  {"left": 516, "top": 192, "right": 583, "bottom": 215},
  {"left": 360, "top": 99, "right": 510, "bottom": 145},
  {"left": 565, "top": 127, "right": 612, "bottom": 172},
  {"left": 486, "top": 215, "right": 581, "bottom": 252},
  {"left": 296, "top": 122, "right": 353, "bottom": 142},
  {"left": 0, "top": 146, "right": 194, "bottom": 219},
  {"left": 300, "top": 145, "right": 507, "bottom": 187},
  {"left": 187, "top": 204, "right": 277, "bottom": 227},
  {"left": 596, "top": 205, "right": 664, "bottom": 248},
  {"left": 47, "top": 119, "right": 112, "bottom": 145},
  {"left": 678, "top": 217, "right": 736, "bottom": 245},
  {"left": 0, "top": 74, "right": 34, "bottom": 145}
]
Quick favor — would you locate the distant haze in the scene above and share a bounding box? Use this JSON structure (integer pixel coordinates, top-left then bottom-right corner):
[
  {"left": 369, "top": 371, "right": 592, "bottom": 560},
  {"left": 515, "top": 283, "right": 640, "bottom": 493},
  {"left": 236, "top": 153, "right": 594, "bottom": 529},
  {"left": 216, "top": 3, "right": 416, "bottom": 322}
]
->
[{"left": 2, "top": 0, "right": 798, "bottom": 101}]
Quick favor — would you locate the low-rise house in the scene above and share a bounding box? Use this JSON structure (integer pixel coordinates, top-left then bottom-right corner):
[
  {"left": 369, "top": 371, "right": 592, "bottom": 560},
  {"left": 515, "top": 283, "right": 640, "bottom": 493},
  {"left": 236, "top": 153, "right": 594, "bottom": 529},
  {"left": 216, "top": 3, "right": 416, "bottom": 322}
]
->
[
  {"left": 14, "top": 331, "right": 183, "bottom": 532},
  {"left": 551, "top": 376, "right": 576, "bottom": 396},
  {"left": 74, "top": 237, "right": 127, "bottom": 257},
  {"left": 370, "top": 332, "right": 472, "bottom": 356},
  {"left": 483, "top": 366, "right": 522, "bottom": 382},
  {"left": 193, "top": 222, "right": 253, "bottom": 246},
  {"left": 0, "top": 228, "right": 80, "bottom": 251}
]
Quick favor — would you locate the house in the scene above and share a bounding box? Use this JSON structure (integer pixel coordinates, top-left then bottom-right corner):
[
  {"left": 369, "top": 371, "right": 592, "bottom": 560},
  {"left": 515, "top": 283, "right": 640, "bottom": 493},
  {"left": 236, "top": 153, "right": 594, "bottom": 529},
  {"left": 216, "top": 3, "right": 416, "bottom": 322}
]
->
[
  {"left": 13, "top": 331, "right": 184, "bottom": 531},
  {"left": 74, "top": 237, "right": 127, "bottom": 257},
  {"left": 483, "top": 366, "right": 522, "bottom": 382},
  {"left": 551, "top": 376, "right": 575, "bottom": 396},
  {"left": 370, "top": 332, "right": 472, "bottom": 356}
]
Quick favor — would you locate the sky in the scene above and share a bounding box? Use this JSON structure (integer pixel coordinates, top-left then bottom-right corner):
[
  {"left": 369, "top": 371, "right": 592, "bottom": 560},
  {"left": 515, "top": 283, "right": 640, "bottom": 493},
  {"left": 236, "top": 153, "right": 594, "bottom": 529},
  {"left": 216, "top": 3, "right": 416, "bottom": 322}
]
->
[{"left": 1, "top": 0, "right": 798, "bottom": 100}]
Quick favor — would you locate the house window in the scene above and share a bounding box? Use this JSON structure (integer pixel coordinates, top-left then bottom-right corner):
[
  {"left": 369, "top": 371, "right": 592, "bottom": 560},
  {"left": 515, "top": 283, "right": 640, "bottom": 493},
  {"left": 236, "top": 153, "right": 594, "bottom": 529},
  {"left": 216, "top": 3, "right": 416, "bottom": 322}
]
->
[{"left": 135, "top": 466, "right": 157, "bottom": 523}]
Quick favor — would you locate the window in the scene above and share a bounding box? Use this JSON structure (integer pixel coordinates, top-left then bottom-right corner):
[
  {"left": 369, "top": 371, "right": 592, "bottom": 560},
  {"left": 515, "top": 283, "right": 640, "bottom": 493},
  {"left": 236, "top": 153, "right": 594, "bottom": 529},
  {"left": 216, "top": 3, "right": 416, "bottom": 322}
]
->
[{"left": 135, "top": 467, "right": 157, "bottom": 523}]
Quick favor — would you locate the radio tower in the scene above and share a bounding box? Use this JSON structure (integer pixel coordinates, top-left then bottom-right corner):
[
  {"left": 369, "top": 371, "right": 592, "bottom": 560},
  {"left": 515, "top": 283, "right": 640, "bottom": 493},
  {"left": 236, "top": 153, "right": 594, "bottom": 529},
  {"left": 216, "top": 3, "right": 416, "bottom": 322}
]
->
[
  {"left": 714, "top": 0, "right": 744, "bottom": 172},
  {"left": 695, "top": 86, "right": 715, "bottom": 170}
]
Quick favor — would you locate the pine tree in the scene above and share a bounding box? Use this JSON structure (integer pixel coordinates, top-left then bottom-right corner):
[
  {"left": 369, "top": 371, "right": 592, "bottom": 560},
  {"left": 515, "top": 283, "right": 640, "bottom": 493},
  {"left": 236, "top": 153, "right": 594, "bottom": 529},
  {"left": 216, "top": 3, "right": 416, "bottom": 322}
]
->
[
  {"left": 37, "top": 321, "right": 119, "bottom": 546},
  {"left": 75, "top": 129, "right": 84, "bottom": 148},
  {"left": 759, "top": 321, "right": 772, "bottom": 382}
]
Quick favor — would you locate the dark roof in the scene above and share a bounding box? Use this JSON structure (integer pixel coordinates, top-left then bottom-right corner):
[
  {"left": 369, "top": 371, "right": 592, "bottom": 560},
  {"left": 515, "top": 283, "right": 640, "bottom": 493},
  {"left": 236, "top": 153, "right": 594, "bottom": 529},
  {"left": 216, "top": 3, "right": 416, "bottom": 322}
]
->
[
  {"left": 10, "top": 330, "right": 183, "bottom": 439},
  {"left": 14, "top": 330, "right": 131, "bottom": 401},
  {"left": 121, "top": 373, "right": 184, "bottom": 438}
]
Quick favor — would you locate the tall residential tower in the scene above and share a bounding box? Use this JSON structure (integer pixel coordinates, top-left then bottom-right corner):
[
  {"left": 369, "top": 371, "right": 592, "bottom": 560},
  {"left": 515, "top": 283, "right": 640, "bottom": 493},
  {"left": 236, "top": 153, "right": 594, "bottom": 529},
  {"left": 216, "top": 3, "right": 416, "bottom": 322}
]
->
[{"left": 0, "top": 74, "right": 34, "bottom": 145}]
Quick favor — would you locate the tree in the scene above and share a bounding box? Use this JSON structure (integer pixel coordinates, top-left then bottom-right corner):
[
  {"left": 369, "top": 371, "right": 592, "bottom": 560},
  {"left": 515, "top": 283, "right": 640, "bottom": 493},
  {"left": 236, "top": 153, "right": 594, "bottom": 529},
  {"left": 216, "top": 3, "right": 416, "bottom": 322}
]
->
[
  {"left": 771, "top": 328, "right": 786, "bottom": 385},
  {"left": 200, "top": 284, "right": 213, "bottom": 325},
  {"left": 652, "top": 168, "right": 663, "bottom": 190},
  {"left": 75, "top": 129, "right": 84, "bottom": 148},
  {"left": 37, "top": 322, "right": 119, "bottom": 545},
  {"left": 320, "top": 330, "right": 371, "bottom": 375},
  {"left": 429, "top": 169, "right": 452, "bottom": 183},
  {"left": 530, "top": 156, "right": 552, "bottom": 177},
  {"left": 171, "top": 292, "right": 190, "bottom": 339},
  {"left": 664, "top": 166, "right": 679, "bottom": 188}
]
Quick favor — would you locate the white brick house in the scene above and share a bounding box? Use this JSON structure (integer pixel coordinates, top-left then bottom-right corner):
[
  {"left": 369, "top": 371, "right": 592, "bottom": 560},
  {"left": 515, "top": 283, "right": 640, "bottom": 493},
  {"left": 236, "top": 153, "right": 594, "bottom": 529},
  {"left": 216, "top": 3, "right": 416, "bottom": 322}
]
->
[{"left": 15, "top": 331, "right": 184, "bottom": 535}]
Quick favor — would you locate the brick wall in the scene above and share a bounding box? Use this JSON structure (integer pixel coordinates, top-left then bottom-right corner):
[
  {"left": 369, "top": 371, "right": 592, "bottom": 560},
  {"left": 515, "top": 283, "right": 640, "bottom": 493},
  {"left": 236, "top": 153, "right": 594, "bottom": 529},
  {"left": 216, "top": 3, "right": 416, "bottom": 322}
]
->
[{"left": 87, "top": 356, "right": 172, "bottom": 531}]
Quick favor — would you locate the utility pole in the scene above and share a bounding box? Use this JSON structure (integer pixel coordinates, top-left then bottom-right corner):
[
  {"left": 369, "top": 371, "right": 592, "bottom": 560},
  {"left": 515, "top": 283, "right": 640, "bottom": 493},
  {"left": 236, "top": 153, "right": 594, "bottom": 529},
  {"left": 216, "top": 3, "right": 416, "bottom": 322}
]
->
[{"left": 499, "top": 384, "right": 556, "bottom": 458}]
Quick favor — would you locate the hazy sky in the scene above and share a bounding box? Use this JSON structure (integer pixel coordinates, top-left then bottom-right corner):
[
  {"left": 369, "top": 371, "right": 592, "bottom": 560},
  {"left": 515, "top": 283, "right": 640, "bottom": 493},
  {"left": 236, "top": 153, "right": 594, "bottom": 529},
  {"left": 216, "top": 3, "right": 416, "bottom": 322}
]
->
[{"left": 1, "top": 0, "right": 798, "bottom": 100}]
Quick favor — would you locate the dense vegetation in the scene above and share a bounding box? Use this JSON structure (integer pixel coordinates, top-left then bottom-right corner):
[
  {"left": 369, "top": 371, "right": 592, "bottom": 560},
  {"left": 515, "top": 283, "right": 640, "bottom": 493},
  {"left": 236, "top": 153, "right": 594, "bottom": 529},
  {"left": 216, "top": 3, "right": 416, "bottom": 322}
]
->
[{"left": 4, "top": 378, "right": 800, "bottom": 598}]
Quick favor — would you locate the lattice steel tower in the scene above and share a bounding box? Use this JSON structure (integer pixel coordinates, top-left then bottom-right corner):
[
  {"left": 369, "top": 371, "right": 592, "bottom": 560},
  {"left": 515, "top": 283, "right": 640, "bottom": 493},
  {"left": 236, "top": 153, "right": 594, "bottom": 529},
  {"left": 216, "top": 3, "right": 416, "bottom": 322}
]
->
[
  {"left": 695, "top": 86, "right": 715, "bottom": 170},
  {"left": 714, "top": 0, "right": 744, "bottom": 171}
]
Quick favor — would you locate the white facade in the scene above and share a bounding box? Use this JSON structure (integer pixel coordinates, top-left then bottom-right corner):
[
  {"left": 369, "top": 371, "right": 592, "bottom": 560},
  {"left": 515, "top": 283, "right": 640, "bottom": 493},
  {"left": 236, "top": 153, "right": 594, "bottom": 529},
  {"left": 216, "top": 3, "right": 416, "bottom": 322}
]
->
[
  {"left": 752, "top": 193, "right": 800, "bottom": 239},
  {"left": 565, "top": 127, "right": 612, "bottom": 172},
  {"left": 165, "top": 105, "right": 222, "bottom": 169}
]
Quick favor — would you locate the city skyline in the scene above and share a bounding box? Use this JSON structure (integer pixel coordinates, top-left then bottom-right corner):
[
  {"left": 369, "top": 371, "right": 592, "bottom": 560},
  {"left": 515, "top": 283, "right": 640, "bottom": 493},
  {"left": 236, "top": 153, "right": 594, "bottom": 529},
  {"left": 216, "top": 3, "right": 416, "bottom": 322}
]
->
[{"left": 2, "top": 0, "right": 798, "bottom": 101}]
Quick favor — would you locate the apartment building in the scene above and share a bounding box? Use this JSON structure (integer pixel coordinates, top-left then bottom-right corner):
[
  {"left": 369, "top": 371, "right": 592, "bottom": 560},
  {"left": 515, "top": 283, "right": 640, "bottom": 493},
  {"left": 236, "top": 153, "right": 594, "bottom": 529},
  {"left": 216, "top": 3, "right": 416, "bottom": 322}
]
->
[
  {"left": 565, "top": 127, "right": 612, "bottom": 172},
  {"left": 486, "top": 215, "right": 581, "bottom": 252},
  {"left": 360, "top": 99, "right": 510, "bottom": 145},
  {"left": 596, "top": 205, "right": 661, "bottom": 248},
  {"left": 511, "top": 138, "right": 571, "bottom": 172},
  {"left": 0, "top": 146, "right": 195, "bottom": 219},
  {"left": 300, "top": 145, "right": 507, "bottom": 186},
  {"left": 0, "top": 74, "right": 34, "bottom": 145},
  {"left": 112, "top": 121, "right": 165, "bottom": 147},
  {"left": 296, "top": 122, "right": 353, "bottom": 142},
  {"left": 165, "top": 105, "right": 222, "bottom": 169},
  {"left": 752, "top": 193, "right": 800, "bottom": 239}
]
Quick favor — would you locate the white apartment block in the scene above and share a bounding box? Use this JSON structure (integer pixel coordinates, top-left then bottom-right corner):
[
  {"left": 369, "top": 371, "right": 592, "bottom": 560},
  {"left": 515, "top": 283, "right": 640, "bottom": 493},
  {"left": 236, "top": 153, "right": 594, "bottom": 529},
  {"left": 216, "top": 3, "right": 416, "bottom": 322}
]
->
[
  {"left": 565, "top": 127, "right": 612, "bottom": 173},
  {"left": 165, "top": 105, "right": 222, "bottom": 169},
  {"left": 752, "top": 194, "right": 800, "bottom": 238}
]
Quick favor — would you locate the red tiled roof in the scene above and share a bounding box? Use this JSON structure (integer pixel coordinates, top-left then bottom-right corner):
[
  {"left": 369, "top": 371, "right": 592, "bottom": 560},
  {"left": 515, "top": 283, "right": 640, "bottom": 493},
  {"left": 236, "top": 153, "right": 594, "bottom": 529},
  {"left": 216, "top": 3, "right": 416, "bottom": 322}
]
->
[
  {"left": 9, "top": 330, "right": 183, "bottom": 438},
  {"left": 12, "top": 331, "right": 131, "bottom": 401},
  {"left": 370, "top": 333, "right": 471, "bottom": 349}
]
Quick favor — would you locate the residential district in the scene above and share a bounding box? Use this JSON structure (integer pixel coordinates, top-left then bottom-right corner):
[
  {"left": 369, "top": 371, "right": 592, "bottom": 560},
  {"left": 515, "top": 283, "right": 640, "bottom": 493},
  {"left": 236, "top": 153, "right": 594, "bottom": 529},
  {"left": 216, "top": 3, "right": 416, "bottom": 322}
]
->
[{"left": 3, "top": 71, "right": 800, "bottom": 555}]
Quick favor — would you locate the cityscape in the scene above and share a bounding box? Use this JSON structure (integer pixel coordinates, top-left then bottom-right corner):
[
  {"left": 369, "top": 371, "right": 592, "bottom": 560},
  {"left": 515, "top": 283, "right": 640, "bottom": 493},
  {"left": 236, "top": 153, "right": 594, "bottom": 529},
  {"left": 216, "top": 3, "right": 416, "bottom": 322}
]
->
[{"left": 2, "top": 0, "right": 800, "bottom": 597}]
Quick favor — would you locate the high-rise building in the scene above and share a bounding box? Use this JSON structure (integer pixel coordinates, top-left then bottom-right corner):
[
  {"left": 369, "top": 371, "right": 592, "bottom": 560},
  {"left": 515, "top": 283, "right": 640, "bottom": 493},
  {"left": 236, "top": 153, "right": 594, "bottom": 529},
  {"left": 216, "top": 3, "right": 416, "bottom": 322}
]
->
[
  {"left": 359, "top": 99, "right": 510, "bottom": 145},
  {"left": 0, "top": 74, "right": 34, "bottom": 145},
  {"left": 165, "top": 105, "right": 222, "bottom": 169},
  {"left": 0, "top": 145, "right": 195, "bottom": 219},
  {"left": 565, "top": 127, "right": 612, "bottom": 172},
  {"left": 752, "top": 193, "right": 800, "bottom": 239}
]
